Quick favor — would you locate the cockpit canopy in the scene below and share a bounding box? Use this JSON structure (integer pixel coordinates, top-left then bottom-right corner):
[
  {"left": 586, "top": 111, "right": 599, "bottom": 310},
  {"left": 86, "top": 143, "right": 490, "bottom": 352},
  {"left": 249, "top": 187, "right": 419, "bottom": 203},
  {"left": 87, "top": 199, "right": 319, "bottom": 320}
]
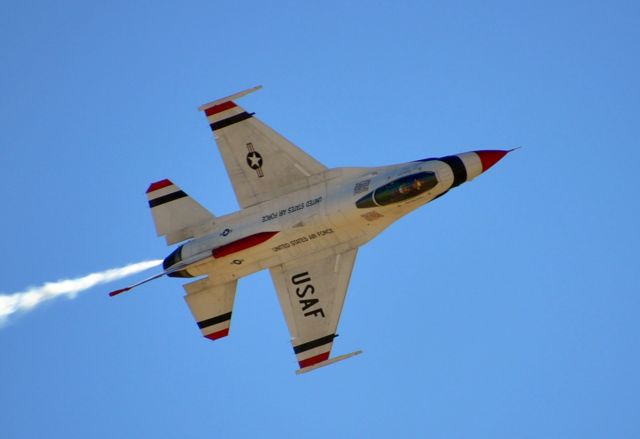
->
[{"left": 356, "top": 171, "right": 438, "bottom": 208}]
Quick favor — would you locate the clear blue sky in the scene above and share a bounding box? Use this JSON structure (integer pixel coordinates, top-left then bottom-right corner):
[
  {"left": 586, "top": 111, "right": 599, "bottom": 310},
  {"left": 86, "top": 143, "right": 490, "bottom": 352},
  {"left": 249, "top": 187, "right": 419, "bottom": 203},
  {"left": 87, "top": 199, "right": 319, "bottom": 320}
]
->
[{"left": 2, "top": 1, "right": 639, "bottom": 437}]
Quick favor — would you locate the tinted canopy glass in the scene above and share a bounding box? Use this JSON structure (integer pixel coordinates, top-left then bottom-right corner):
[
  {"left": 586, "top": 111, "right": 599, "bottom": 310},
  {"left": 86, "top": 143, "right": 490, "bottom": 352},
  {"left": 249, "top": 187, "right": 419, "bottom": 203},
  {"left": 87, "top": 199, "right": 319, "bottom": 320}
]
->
[{"left": 356, "top": 171, "right": 438, "bottom": 208}]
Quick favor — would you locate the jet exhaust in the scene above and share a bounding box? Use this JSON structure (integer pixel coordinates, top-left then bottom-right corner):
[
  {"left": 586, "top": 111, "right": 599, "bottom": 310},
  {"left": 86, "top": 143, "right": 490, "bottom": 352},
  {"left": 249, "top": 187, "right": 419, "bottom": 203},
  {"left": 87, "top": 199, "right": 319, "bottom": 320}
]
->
[{"left": 0, "top": 259, "right": 161, "bottom": 324}]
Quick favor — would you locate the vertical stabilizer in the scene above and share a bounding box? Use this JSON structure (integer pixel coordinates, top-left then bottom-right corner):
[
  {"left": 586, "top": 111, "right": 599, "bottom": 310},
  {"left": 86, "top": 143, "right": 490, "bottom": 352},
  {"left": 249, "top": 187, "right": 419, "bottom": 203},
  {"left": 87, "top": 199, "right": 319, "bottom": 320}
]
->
[{"left": 146, "top": 179, "right": 215, "bottom": 245}]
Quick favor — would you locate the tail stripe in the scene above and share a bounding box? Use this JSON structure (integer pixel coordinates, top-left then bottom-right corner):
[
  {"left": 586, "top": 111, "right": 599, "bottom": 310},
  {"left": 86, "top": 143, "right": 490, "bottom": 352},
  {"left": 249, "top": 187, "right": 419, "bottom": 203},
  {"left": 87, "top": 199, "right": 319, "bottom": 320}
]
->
[
  {"left": 148, "top": 190, "right": 187, "bottom": 208},
  {"left": 204, "top": 101, "right": 237, "bottom": 116},
  {"left": 197, "top": 312, "right": 232, "bottom": 330},
  {"left": 210, "top": 112, "right": 254, "bottom": 131},
  {"left": 147, "top": 179, "right": 173, "bottom": 193},
  {"left": 293, "top": 334, "right": 336, "bottom": 354}
]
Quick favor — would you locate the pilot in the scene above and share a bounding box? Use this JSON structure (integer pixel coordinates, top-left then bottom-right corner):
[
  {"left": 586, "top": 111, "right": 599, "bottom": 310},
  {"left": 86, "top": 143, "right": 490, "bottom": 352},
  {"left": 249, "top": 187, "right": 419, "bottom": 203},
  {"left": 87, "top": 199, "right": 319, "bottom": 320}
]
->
[
  {"left": 398, "top": 184, "right": 412, "bottom": 195},
  {"left": 398, "top": 178, "right": 424, "bottom": 195}
]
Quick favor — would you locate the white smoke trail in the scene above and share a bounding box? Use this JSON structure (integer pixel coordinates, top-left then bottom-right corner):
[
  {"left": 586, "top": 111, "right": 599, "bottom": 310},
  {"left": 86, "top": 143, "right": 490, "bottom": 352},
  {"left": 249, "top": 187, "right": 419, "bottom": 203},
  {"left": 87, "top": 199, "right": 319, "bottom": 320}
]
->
[{"left": 0, "top": 259, "right": 162, "bottom": 323}]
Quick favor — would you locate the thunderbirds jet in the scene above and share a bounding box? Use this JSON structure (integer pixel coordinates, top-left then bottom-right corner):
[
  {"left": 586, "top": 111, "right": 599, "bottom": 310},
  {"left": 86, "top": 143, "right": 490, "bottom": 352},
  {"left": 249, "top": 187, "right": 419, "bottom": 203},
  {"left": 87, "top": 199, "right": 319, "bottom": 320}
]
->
[{"left": 110, "top": 86, "right": 512, "bottom": 374}]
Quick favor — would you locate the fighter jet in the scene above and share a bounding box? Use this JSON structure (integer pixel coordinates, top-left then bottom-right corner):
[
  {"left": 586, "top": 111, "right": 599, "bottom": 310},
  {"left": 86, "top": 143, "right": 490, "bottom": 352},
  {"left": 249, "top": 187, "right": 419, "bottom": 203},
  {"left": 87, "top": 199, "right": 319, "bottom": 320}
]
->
[{"left": 111, "top": 86, "right": 512, "bottom": 374}]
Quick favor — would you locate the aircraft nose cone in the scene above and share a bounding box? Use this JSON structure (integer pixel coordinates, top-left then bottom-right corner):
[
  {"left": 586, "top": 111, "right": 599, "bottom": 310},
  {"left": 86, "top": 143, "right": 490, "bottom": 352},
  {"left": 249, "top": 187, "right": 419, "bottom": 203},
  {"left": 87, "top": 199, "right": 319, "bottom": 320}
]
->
[{"left": 475, "top": 150, "right": 511, "bottom": 172}]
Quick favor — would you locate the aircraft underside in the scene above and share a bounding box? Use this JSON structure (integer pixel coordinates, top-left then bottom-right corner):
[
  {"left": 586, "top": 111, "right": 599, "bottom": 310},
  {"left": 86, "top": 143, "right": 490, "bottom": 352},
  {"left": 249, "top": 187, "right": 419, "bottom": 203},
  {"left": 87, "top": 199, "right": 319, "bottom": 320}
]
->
[{"left": 110, "top": 86, "right": 512, "bottom": 374}]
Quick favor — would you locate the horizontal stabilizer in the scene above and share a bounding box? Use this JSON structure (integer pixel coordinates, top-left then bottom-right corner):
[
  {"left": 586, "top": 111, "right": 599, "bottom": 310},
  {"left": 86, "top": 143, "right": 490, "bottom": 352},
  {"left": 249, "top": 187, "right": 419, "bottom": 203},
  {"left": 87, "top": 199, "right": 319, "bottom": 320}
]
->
[
  {"left": 295, "top": 350, "right": 362, "bottom": 375},
  {"left": 184, "top": 278, "right": 238, "bottom": 341},
  {"left": 146, "top": 179, "right": 215, "bottom": 245}
]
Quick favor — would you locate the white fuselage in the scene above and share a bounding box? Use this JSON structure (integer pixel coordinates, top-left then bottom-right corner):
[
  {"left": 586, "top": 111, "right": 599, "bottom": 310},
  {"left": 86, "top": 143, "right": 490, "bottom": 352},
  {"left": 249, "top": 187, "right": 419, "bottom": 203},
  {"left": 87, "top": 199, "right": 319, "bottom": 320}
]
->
[{"left": 169, "top": 151, "right": 484, "bottom": 286}]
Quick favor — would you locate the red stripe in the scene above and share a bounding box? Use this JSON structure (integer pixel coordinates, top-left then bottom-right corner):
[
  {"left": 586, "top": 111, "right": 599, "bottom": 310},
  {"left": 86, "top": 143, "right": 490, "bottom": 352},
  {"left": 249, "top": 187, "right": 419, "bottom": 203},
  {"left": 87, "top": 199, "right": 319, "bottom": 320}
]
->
[
  {"left": 146, "top": 179, "right": 173, "bottom": 193},
  {"left": 204, "top": 328, "right": 229, "bottom": 341},
  {"left": 298, "top": 352, "right": 330, "bottom": 369},
  {"left": 212, "top": 231, "right": 279, "bottom": 258},
  {"left": 204, "top": 101, "right": 237, "bottom": 117}
]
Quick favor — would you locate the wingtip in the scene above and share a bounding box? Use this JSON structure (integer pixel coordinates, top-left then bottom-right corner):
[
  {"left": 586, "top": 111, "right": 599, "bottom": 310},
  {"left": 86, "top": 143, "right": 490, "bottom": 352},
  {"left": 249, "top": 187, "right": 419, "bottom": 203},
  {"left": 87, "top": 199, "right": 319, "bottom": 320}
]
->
[
  {"left": 295, "top": 350, "right": 363, "bottom": 375},
  {"left": 198, "top": 85, "right": 263, "bottom": 112}
]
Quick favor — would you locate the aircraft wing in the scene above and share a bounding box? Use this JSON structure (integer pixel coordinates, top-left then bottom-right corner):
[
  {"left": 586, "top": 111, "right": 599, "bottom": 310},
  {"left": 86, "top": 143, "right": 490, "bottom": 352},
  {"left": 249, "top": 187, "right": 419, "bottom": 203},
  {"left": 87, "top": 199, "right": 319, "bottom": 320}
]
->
[
  {"left": 270, "top": 248, "right": 361, "bottom": 374},
  {"left": 199, "top": 86, "right": 328, "bottom": 209}
]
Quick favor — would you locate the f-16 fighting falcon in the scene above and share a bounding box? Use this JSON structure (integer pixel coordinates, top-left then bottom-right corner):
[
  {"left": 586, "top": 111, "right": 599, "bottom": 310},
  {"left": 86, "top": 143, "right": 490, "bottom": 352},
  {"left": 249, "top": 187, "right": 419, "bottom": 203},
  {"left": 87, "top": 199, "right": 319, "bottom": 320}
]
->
[{"left": 110, "top": 86, "right": 512, "bottom": 374}]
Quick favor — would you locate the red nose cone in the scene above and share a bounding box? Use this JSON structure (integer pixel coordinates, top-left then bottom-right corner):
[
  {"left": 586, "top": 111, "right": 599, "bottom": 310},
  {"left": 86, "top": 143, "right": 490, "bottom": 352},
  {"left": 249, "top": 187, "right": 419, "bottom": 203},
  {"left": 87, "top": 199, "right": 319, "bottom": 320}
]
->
[{"left": 475, "top": 150, "right": 510, "bottom": 172}]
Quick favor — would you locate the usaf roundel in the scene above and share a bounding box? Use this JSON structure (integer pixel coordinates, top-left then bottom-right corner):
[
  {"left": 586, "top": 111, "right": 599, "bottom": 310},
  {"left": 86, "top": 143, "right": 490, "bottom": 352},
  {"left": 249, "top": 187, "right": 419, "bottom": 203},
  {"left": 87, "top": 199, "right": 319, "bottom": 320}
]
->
[
  {"left": 245, "top": 142, "right": 264, "bottom": 177},
  {"left": 246, "top": 151, "right": 263, "bottom": 170}
]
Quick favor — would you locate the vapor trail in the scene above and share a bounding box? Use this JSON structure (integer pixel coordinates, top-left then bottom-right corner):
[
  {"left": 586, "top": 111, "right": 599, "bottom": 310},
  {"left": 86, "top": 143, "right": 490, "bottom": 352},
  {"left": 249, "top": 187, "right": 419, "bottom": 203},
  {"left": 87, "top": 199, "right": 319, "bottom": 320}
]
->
[{"left": 0, "top": 259, "right": 162, "bottom": 323}]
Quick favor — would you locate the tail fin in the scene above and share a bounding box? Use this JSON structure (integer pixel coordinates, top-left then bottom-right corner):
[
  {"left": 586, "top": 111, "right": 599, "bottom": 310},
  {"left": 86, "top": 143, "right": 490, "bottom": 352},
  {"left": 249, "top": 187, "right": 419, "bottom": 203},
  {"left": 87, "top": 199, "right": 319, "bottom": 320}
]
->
[{"left": 146, "top": 179, "right": 215, "bottom": 245}]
